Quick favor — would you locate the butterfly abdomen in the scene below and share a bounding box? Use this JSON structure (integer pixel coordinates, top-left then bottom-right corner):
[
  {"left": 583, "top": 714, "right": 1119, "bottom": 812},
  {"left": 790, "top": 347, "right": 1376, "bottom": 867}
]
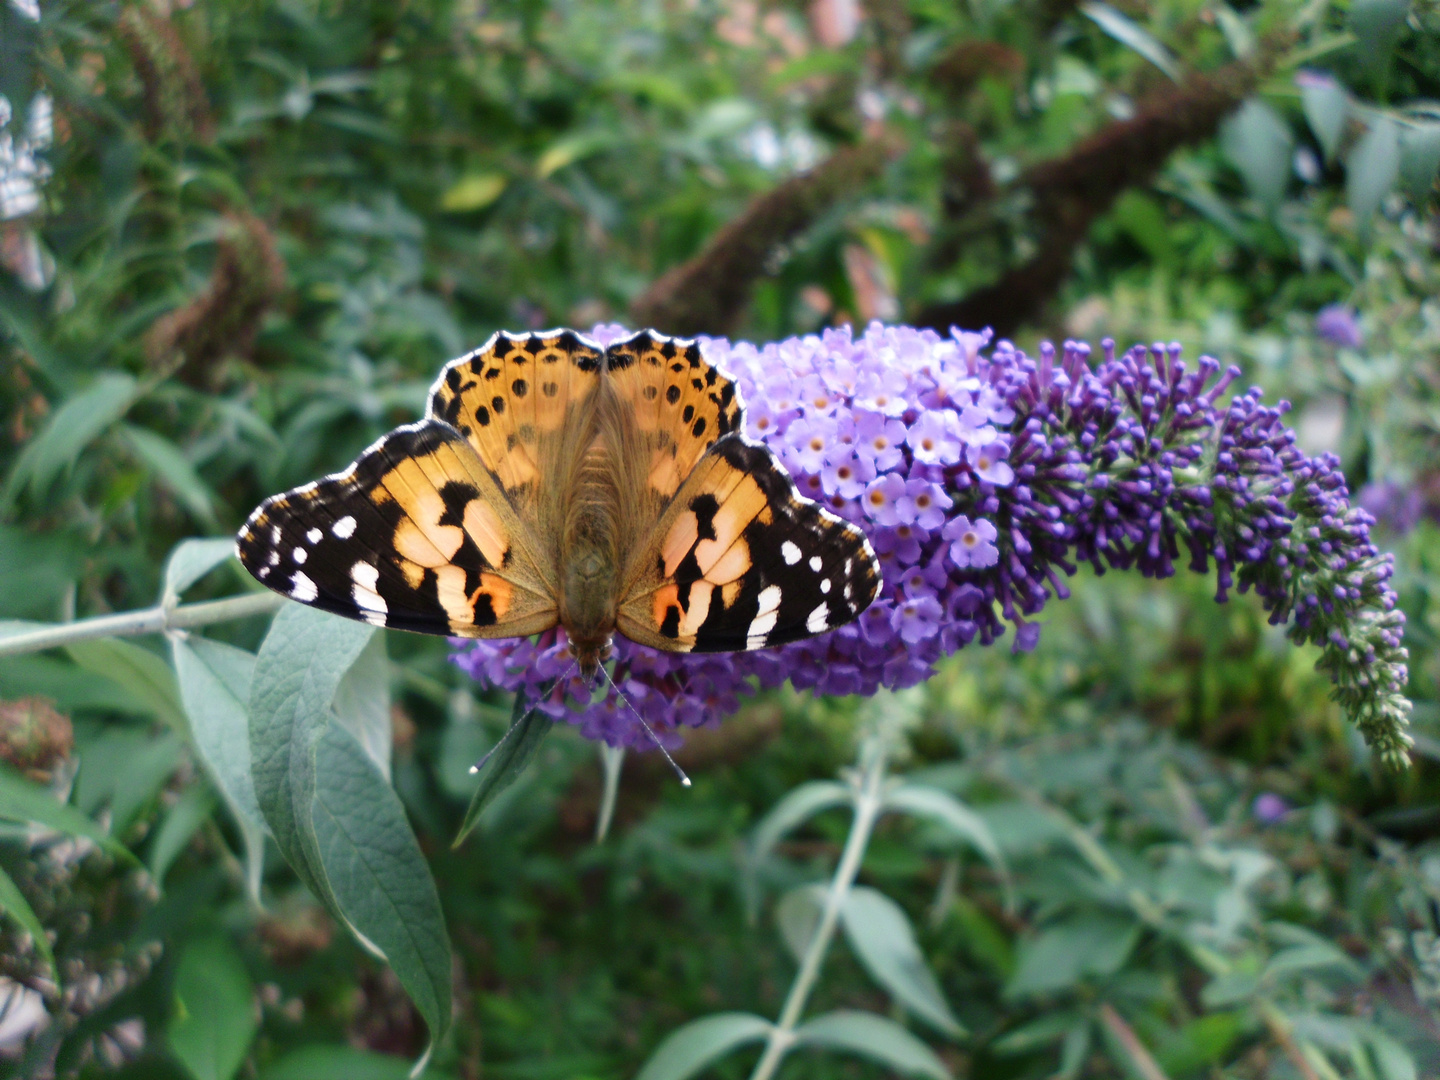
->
[{"left": 558, "top": 438, "right": 623, "bottom": 667}]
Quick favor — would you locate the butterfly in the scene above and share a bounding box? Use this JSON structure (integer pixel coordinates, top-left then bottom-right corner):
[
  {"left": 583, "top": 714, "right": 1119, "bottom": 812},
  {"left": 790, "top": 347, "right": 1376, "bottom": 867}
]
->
[{"left": 236, "top": 329, "right": 881, "bottom": 680}]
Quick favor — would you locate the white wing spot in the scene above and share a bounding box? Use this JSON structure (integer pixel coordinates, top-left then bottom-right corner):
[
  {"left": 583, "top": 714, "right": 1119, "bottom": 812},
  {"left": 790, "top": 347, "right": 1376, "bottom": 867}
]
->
[
  {"left": 271, "top": 525, "right": 281, "bottom": 544},
  {"left": 332, "top": 515, "right": 358, "bottom": 539},
  {"left": 806, "top": 603, "right": 829, "bottom": 633},
  {"left": 809, "top": 556, "right": 822, "bottom": 571},
  {"left": 306, "top": 528, "right": 322, "bottom": 544},
  {"left": 292, "top": 547, "right": 308, "bottom": 565},
  {"left": 820, "top": 578, "right": 831, "bottom": 594},
  {"left": 290, "top": 572, "right": 318, "bottom": 602},
  {"left": 268, "top": 549, "right": 280, "bottom": 566},
  {"left": 258, "top": 567, "right": 270, "bottom": 579},
  {"left": 747, "top": 584, "right": 782, "bottom": 644},
  {"left": 781, "top": 541, "right": 801, "bottom": 565},
  {"left": 351, "top": 561, "right": 387, "bottom": 617}
]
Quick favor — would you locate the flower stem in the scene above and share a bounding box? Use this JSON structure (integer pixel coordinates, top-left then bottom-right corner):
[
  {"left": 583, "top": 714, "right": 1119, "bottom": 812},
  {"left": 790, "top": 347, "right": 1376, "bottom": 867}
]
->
[
  {"left": 747, "top": 734, "right": 891, "bottom": 1080},
  {"left": 0, "top": 591, "right": 283, "bottom": 658}
]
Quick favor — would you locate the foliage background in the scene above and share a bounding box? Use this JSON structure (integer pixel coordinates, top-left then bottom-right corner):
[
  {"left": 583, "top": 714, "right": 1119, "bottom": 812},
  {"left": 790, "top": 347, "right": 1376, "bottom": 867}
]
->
[{"left": 1, "top": 0, "right": 1440, "bottom": 1077}]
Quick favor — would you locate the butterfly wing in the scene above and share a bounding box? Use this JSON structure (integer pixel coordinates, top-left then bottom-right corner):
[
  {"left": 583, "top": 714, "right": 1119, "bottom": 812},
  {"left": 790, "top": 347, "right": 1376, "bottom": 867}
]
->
[
  {"left": 603, "top": 330, "right": 745, "bottom": 525},
  {"left": 426, "top": 328, "right": 604, "bottom": 513},
  {"left": 237, "top": 420, "right": 558, "bottom": 637},
  {"left": 616, "top": 434, "right": 880, "bottom": 653}
]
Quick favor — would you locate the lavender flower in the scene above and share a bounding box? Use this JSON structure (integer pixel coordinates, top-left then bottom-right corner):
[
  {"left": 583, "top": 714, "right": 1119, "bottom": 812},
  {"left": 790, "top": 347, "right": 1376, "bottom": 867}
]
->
[
  {"left": 1252, "top": 792, "right": 1291, "bottom": 824},
  {"left": 452, "top": 323, "right": 1412, "bottom": 766},
  {"left": 1315, "top": 304, "right": 1364, "bottom": 349}
]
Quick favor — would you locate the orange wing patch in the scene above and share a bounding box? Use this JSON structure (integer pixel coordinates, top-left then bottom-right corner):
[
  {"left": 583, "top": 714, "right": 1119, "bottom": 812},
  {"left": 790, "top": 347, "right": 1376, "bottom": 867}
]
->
[{"left": 427, "top": 329, "right": 604, "bottom": 498}]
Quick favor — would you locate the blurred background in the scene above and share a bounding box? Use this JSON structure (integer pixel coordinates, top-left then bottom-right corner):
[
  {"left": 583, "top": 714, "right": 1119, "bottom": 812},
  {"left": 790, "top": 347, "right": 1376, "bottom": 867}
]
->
[{"left": 2, "top": 0, "right": 1440, "bottom": 1076}]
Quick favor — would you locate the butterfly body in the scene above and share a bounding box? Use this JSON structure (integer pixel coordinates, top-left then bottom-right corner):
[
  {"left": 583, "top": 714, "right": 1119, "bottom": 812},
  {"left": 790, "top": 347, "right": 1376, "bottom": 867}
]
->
[{"left": 237, "top": 329, "right": 880, "bottom": 676}]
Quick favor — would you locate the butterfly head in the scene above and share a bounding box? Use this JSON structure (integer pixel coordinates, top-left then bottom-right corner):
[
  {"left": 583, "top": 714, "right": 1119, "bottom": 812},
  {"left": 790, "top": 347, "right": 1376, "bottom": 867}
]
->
[{"left": 567, "top": 634, "right": 614, "bottom": 684}]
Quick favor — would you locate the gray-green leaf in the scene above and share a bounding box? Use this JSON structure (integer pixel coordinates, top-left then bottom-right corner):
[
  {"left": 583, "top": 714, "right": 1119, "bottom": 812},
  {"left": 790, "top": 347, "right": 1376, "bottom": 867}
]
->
[
  {"left": 167, "top": 933, "right": 258, "bottom": 1080},
  {"left": 67, "top": 637, "right": 190, "bottom": 733},
  {"left": 1079, "top": 2, "right": 1180, "bottom": 81},
  {"left": 0, "top": 764, "right": 137, "bottom": 864},
  {"left": 1349, "top": 0, "right": 1411, "bottom": 76},
  {"left": 841, "top": 887, "right": 965, "bottom": 1037},
  {"left": 743, "top": 779, "right": 852, "bottom": 919},
  {"left": 172, "top": 636, "right": 268, "bottom": 902},
  {"left": 1220, "top": 98, "right": 1294, "bottom": 210},
  {"left": 454, "top": 689, "right": 555, "bottom": 846},
  {"left": 0, "top": 860, "right": 53, "bottom": 973},
  {"left": 1399, "top": 120, "right": 1440, "bottom": 204},
  {"left": 1, "top": 373, "right": 140, "bottom": 507},
  {"left": 1299, "top": 73, "right": 1349, "bottom": 163},
  {"left": 120, "top": 425, "right": 219, "bottom": 529},
  {"left": 1347, "top": 115, "right": 1401, "bottom": 232},
  {"left": 635, "top": 1012, "right": 774, "bottom": 1080},
  {"left": 793, "top": 1010, "right": 950, "bottom": 1079},
  {"left": 164, "top": 539, "right": 239, "bottom": 605}
]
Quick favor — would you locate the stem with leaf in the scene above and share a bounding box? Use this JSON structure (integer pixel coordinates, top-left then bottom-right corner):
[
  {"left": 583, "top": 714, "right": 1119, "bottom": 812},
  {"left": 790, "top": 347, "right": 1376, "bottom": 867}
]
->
[{"left": 746, "top": 731, "right": 892, "bottom": 1080}]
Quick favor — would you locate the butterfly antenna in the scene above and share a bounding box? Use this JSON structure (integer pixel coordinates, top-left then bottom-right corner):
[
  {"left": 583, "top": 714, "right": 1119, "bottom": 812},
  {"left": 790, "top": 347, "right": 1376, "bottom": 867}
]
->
[
  {"left": 468, "top": 660, "right": 578, "bottom": 775},
  {"left": 599, "top": 663, "right": 691, "bottom": 788}
]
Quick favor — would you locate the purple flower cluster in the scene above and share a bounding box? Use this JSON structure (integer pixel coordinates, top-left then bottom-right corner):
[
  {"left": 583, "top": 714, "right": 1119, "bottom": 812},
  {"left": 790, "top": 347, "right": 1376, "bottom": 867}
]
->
[{"left": 451, "top": 323, "right": 1412, "bottom": 766}]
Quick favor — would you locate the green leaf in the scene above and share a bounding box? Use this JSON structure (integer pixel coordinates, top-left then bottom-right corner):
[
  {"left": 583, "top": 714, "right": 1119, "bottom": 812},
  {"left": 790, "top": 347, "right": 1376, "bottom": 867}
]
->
[
  {"left": 331, "top": 631, "right": 391, "bottom": 781},
  {"left": 1220, "top": 98, "right": 1294, "bottom": 210},
  {"left": 1, "top": 373, "right": 141, "bottom": 507},
  {"left": 67, "top": 637, "right": 190, "bottom": 733},
  {"left": 73, "top": 728, "right": 184, "bottom": 834},
  {"left": 1005, "top": 914, "right": 1141, "bottom": 998},
  {"left": 307, "top": 721, "right": 452, "bottom": 1048},
  {"left": 440, "top": 173, "right": 507, "bottom": 212},
  {"left": 119, "top": 425, "right": 219, "bottom": 529},
  {"left": 0, "top": 763, "right": 138, "bottom": 864},
  {"left": 0, "top": 860, "right": 53, "bottom": 973},
  {"left": 1399, "top": 121, "right": 1440, "bottom": 204},
  {"left": 454, "top": 689, "right": 555, "bottom": 846},
  {"left": 775, "top": 883, "right": 826, "bottom": 963},
  {"left": 261, "top": 1046, "right": 455, "bottom": 1080},
  {"left": 744, "top": 780, "right": 852, "bottom": 918},
  {"left": 248, "top": 602, "right": 374, "bottom": 902},
  {"left": 1346, "top": 115, "right": 1401, "bottom": 233},
  {"left": 1079, "top": 2, "right": 1180, "bottom": 82},
  {"left": 990, "top": 1013, "right": 1084, "bottom": 1056},
  {"left": 1367, "top": 1030, "right": 1418, "bottom": 1080},
  {"left": 793, "top": 1011, "right": 951, "bottom": 1079},
  {"left": 536, "top": 130, "right": 619, "bottom": 177},
  {"left": 163, "top": 539, "right": 239, "bottom": 605},
  {"left": 172, "top": 636, "right": 268, "bottom": 902},
  {"left": 1263, "top": 942, "right": 1365, "bottom": 983},
  {"left": 148, "top": 783, "right": 218, "bottom": 887},
  {"left": 840, "top": 887, "right": 965, "bottom": 1037},
  {"left": 634, "top": 1013, "right": 773, "bottom": 1080},
  {"left": 167, "top": 933, "right": 258, "bottom": 1080},
  {"left": 1349, "top": 0, "right": 1411, "bottom": 76},
  {"left": 1299, "top": 73, "right": 1349, "bottom": 163},
  {"left": 882, "top": 785, "right": 1007, "bottom": 882}
]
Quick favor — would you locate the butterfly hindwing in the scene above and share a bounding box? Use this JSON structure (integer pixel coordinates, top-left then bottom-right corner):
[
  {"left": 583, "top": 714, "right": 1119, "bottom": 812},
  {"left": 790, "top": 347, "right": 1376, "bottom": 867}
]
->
[
  {"left": 617, "top": 436, "right": 880, "bottom": 652},
  {"left": 426, "top": 329, "right": 604, "bottom": 505},
  {"left": 236, "top": 420, "right": 558, "bottom": 637}
]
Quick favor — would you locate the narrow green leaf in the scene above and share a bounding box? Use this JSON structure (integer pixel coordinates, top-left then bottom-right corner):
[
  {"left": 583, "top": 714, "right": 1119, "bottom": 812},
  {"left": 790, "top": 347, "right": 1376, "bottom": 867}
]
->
[
  {"left": 1346, "top": 115, "right": 1401, "bottom": 232},
  {"left": 775, "top": 883, "right": 826, "bottom": 963},
  {"left": 1220, "top": 98, "right": 1294, "bottom": 209},
  {"left": 793, "top": 1010, "right": 951, "bottom": 1079},
  {"left": 1005, "top": 914, "right": 1141, "bottom": 998},
  {"left": 1, "top": 373, "right": 140, "bottom": 507},
  {"left": 1079, "top": 2, "right": 1180, "bottom": 81},
  {"left": 164, "top": 539, "right": 239, "bottom": 605},
  {"left": 67, "top": 637, "right": 190, "bottom": 733},
  {"left": 1263, "top": 942, "right": 1365, "bottom": 983},
  {"left": 990, "top": 1013, "right": 1085, "bottom": 1056},
  {"left": 1367, "top": 1030, "right": 1418, "bottom": 1080},
  {"left": 331, "top": 631, "right": 391, "bottom": 781},
  {"left": 120, "top": 425, "right": 219, "bottom": 529},
  {"left": 1349, "top": 0, "right": 1411, "bottom": 76},
  {"left": 440, "top": 173, "right": 507, "bottom": 212},
  {"left": 743, "top": 779, "right": 852, "bottom": 919},
  {"left": 248, "top": 603, "right": 374, "bottom": 901},
  {"left": 0, "top": 860, "right": 53, "bottom": 973},
  {"left": 73, "top": 728, "right": 183, "bottom": 835},
  {"left": 0, "top": 763, "right": 137, "bottom": 864},
  {"left": 262, "top": 1046, "right": 454, "bottom": 1080},
  {"left": 454, "top": 689, "right": 554, "bottom": 846},
  {"left": 307, "top": 722, "right": 452, "bottom": 1047},
  {"left": 1299, "top": 72, "right": 1349, "bottom": 163},
  {"left": 148, "top": 783, "right": 218, "bottom": 887},
  {"left": 167, "top": 933, "right": 258, "bottom": 1080},
  {"left": 882, "top": 785, "right": 1007, "bottom": 879},
  {"left": 172, "top": 636, "right": 268, "bottom": 902},
  {"left": 1399, "top": 121, "right": 1440, "bottom": 204},
  {"left": 635, "top": 1013, "right": 774, "bottom": 1080},
  {"left": 841, "top": 887, "right": 965, "bottom": 1037}
]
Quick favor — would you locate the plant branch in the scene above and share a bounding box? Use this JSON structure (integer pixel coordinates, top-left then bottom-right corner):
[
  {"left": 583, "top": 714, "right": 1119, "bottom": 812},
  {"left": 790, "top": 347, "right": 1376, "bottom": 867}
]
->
[
  {"left": 630, "top": 132, "right": 903, "bottom": 336},
  {"left": 746, "top": 734, "right": 891, "bottom": 1080},
  {"left": 0, "top": 591, "right": 283, "bottom": 658}
]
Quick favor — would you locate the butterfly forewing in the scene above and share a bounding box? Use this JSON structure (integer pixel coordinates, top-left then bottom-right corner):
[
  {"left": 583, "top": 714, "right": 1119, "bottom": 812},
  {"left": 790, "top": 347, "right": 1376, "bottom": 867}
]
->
[
  {"left": 618, "top": 436, "right": 880, "bottom": 653},
  {"left": 236, "top": 420, "right": 558, "bottom": 637},
  {"left": 426, "top": 329, "right": 604, "bottom": 507}
]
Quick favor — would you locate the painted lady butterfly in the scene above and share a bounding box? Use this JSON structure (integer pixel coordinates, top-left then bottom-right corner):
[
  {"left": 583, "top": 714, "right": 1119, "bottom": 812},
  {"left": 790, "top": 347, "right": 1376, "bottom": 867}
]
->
[{"left": 236, "top": 329, "right": 880, "bottom": 678}]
